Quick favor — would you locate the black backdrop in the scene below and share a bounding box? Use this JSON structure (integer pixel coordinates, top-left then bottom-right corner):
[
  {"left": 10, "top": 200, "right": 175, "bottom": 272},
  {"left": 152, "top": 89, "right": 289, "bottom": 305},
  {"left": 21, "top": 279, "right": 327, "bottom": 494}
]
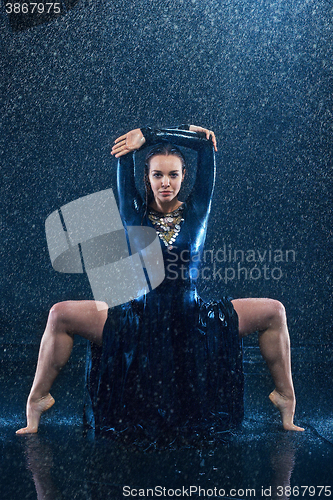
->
[{"left": 1, "top": 0, "right": 332, "bottom": 350}]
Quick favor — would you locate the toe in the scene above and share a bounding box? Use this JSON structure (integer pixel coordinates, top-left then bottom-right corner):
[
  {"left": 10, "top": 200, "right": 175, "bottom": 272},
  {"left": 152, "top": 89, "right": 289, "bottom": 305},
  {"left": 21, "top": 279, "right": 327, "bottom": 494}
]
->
[
  {"left": 16, "top": 427, "right": 37, "bottom": 435},
  {"left": 284, "top": 423, "right": 305, "bottom": 432}
]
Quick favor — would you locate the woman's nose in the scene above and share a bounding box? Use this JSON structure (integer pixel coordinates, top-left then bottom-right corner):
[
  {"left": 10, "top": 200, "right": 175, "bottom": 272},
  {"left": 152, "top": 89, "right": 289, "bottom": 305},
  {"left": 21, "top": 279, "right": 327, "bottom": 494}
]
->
[{"left": 162, "top": 176, "right": 170, "bottom": 187}]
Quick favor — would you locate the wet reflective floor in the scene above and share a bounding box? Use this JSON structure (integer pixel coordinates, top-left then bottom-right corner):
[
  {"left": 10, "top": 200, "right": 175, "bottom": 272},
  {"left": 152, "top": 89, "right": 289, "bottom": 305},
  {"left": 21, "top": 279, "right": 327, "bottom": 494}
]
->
[{"left": 1, "top": 343, "right": 332, "bottom": 499}]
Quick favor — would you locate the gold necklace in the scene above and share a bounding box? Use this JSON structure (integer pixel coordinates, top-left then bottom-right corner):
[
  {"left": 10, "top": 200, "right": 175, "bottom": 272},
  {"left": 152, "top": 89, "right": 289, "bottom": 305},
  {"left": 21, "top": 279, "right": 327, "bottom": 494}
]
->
[{"left": 148, "top": 205, "right": 184, "bottom": 247}]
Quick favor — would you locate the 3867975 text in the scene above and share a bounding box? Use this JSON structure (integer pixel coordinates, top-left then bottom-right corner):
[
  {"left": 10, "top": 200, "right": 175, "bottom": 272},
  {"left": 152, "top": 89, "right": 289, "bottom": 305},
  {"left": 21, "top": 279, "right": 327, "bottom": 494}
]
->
[
  {"left": 5, "top": 2, "right": 61, "bottom": 14},
  {"left": 273, "top": 485, "right": 331, "bottom": 497}
]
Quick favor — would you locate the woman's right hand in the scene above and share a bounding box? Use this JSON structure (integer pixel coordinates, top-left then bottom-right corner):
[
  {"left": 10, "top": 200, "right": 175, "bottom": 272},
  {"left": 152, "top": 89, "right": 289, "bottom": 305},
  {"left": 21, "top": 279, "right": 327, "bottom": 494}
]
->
[{"left": 111, "top": 128, "right": 146, "bottom": 157}]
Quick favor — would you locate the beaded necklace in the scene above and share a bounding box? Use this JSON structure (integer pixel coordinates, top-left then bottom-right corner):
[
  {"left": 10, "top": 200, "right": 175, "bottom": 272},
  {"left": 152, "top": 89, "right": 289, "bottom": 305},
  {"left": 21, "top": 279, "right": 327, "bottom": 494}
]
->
[{"left": 148, "top": 205, "right": 185, "bottom": 248}]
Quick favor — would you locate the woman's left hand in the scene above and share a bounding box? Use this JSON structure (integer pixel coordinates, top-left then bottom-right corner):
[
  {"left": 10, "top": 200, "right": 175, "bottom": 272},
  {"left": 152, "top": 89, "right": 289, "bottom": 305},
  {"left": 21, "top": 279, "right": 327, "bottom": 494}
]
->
[
  {"left": 189, "top": 125, "right": 217, "bottom": 151},
  {"left": 111, "top": 128, "right": 146, "bottom": 157}
]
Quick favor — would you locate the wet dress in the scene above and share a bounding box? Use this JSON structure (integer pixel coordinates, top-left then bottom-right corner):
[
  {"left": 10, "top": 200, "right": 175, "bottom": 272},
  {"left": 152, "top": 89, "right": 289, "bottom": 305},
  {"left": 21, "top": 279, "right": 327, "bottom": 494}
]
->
[{"left": 84, "top": 127, "right": 244, "bottom": 442}]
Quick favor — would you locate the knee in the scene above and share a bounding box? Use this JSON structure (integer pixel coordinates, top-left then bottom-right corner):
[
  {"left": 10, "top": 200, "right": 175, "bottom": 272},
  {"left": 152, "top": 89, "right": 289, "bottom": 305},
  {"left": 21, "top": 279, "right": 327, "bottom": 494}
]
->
[
  {"left": 266, "top": 299, "right": 287, "bottom": 328},
  {"left": 48, "top": 301, "right": 73, "bottom": 330}
]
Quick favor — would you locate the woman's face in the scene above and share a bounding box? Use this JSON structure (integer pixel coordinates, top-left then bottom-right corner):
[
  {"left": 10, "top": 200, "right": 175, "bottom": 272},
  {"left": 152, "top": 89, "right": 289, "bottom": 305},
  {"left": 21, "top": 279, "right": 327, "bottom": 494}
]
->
[{"left": 148, "top": 154, "right": 185, "bottom": 205}]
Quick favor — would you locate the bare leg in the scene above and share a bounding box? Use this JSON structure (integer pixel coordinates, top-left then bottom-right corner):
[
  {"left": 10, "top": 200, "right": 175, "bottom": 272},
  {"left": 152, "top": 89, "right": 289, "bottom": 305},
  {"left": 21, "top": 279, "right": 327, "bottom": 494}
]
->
[
  {"left": 232, "top": 298, "right": 304, "bottom": 431},
  {"left": 16, "top": 300, "right": 108, "bottom": 435}
]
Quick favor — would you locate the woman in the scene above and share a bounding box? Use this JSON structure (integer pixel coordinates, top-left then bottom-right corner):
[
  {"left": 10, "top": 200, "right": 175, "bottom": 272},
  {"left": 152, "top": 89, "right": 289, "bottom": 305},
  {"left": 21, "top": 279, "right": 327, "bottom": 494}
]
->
[{"left": 17, "top": 125, "right": 304, "bottom": 436}]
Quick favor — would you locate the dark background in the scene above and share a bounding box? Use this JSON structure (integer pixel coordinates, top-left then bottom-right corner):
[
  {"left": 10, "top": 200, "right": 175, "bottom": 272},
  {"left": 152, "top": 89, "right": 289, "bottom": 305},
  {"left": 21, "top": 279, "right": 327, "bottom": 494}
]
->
[
  {"left": 1, "top": 5, "right": 332, "bottom": 497},
  {"left": 1, "top": 0, "right": 332, "bottom": 354}
]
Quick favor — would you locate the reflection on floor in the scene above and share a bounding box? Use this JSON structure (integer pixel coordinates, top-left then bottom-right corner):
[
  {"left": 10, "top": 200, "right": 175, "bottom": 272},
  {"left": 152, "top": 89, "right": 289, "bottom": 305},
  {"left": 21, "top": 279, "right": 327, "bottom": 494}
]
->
[{"left": 1, "top": 343, "right": 332, "bottom": 499}]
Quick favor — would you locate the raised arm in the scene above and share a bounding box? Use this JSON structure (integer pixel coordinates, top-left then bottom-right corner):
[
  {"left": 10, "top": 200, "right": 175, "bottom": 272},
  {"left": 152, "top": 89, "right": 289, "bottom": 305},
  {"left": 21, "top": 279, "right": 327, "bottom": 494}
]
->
[
  {"left": 112, "top": 125, "right": 217, "bottom": 222},
  {"left": 112, "top": 125, "right": 217, "bottom": 158},
  {"left": 116, "top": 149, "right": 143, "bottom": 223}
]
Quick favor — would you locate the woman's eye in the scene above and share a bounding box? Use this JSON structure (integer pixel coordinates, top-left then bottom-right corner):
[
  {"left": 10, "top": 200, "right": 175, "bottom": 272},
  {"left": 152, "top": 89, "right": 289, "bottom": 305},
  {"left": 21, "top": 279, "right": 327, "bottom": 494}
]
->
[{"left": 152, "top": 173, "right": 178, "bottom": 178}]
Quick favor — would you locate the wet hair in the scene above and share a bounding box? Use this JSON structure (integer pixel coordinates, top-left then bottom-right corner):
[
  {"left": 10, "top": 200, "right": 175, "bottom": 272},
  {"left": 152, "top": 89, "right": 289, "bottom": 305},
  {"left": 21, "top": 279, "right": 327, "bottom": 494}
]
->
[{"left": 143, "top": 143, "right": 186, "bottom": 207}]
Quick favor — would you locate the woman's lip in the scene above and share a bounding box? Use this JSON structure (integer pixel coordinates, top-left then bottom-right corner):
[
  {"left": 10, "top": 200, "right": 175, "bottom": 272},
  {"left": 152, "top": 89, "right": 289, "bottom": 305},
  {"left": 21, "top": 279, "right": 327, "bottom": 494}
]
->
[{"left": 160, "top": 191, "right": 172, "bottom": 194}]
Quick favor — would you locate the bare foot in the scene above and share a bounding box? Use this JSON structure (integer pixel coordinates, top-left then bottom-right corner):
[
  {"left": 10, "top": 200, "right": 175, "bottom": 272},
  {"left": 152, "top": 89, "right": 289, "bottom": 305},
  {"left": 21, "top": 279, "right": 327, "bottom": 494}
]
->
[
  {"left": 16, "top": 394, "right": 55, "bottom": 435},
  {"left": 269, "top": 390, "right": 304, "bottom": 432}
]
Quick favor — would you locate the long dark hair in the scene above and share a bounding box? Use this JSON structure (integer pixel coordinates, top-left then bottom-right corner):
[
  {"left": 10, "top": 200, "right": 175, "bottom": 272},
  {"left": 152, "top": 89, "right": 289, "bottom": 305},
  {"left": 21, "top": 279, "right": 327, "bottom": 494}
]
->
[{"left": 143, "top": 143, "right": 186, "bottom": 208}]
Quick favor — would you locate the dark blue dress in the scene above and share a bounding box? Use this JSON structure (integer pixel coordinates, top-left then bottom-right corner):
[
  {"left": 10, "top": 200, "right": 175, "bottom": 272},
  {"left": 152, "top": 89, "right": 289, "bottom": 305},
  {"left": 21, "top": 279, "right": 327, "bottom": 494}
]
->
[{"left": 84, "top": 128, "right": 244, "bottom": 443}]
